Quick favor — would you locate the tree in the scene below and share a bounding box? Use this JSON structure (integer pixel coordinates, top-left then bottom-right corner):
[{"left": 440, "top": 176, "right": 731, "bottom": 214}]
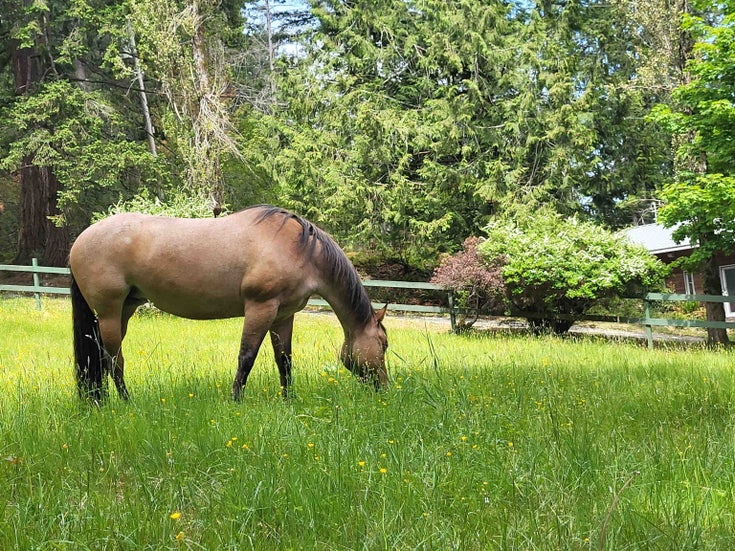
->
[
  {"left": 430, "top": 237, "right": 505, "bottom": 330},
  {"left": 0, "top": 0, "right": 171, "bottom": 263},
  {"left": 240, "top": 0, "right": 680, "bottom": 270},
  {"left": 246, "top": 0, "right": 523, "bottom": 266},
  {"left": 503, "top": 0, "right": 675, "bottom": 226},
  {"left": 479, "top": 212, "right": 668, "bottom": 334},
  {"left": 127, "top": 0, "right": 246, "bottom": 210},
  {"left": 1, "top": 0, "right": 70, "bottom": 265},
  {"left": 651, "top": 1, "right": 735, "bottom": 345},
  {"left": 0, "top": 0, "right": 254, "bottom": 265}
]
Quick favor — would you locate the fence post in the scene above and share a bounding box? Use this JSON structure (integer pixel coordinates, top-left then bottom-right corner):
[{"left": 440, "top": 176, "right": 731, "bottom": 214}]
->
[
  {"left": 32, "top": 258, "right": 42, "bottom": 311},
  {"left": 643, "top": 297, "right": 653, "bottom": 350}
]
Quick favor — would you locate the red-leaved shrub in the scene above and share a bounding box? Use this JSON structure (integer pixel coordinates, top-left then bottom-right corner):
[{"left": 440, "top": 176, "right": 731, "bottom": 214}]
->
[{"left": 430, "top": 237, "right": 506, "bottom": 329}]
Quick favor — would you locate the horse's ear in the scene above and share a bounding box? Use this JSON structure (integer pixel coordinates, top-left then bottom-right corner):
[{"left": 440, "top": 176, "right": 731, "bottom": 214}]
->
[{"left": 375, "top": 304, "right": 388, "bottom": 323}]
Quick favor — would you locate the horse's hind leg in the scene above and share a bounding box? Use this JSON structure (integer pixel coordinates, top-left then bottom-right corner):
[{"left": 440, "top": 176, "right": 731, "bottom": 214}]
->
[
  {"left": 97, "top": 313, "right": 127, "bottom": 400},
  {"left": 97, "top": 299, "right": 138, "bottom": 401},
  {"left": 270, "top": 315, "right": 294, "bottom": 398}
]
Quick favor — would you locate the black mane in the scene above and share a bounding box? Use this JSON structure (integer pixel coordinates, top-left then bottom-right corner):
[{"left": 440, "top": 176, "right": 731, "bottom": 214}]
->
[{"left": 249, "top": 205, "right": 374, "bottom": 326}]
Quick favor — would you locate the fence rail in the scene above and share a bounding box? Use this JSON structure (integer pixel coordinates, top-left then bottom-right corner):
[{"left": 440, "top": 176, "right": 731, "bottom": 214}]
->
[
  {"left": 3, "top": 260, "right": 735, "bottom": 346},
  {"left": 0, "top": 259, "right": 457, "bottom": 328}
]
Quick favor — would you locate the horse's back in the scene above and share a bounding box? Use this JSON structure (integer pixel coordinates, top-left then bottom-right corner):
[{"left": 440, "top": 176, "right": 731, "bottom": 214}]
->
[{"left": 69, "top": 209, "right": 320, "bottom": 319}]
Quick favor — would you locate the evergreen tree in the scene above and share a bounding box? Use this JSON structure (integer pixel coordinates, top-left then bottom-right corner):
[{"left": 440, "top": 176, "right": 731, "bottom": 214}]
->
[{"left": 243, "top": 0, "right": 678, "bottom": 267}]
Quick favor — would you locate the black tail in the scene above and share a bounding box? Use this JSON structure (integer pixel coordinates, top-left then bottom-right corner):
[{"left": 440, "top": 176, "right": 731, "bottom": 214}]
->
[{"left": 71, "top": 273, "right": 105, "bottom": 401}]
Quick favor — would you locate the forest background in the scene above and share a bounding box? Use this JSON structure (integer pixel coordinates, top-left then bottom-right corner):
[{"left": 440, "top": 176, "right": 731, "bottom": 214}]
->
[{"left": 1, "top": 0, "right": 734, "bottom": 280}]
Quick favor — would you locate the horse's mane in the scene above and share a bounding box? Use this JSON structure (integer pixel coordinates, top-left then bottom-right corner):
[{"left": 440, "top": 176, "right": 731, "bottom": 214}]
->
[{"left": 248, "top": 205, "right": 374, "bottom": 326}]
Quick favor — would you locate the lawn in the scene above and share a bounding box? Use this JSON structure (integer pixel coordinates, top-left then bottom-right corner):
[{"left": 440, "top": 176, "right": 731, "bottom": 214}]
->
[{"left": 1, "top": 297, "right": 734, "bottom": 549}]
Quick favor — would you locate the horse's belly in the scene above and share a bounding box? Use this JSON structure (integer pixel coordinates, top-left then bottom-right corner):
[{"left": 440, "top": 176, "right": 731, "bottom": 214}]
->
[
  {"left": 141, "top": 288, "right": 244, "bottom": 320},
  {"left": 154, "top": 301, "right": 243, "bottom": 320}
]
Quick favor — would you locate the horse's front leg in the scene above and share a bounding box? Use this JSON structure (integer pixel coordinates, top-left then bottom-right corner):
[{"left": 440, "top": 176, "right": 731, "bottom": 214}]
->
[
  {"left": 270, "top": 315, "right": 295, "bottom": 398},
  {"left": 233, "top": 300, "right": 278, "bottom": 401}
]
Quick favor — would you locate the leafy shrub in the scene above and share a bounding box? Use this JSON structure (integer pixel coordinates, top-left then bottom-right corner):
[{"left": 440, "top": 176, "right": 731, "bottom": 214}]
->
[
  {"left": 479, "top": 213, "right": 668, "bottom": 334},
  {"left": 430, "top": 237, "right": 505, "bottom": 329},
  {"left": 94, "top": 188, "right": 221, "bottom": 221}
]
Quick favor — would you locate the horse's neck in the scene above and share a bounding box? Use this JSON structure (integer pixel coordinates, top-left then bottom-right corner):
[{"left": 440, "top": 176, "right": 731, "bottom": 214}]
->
[
  {"left": 311, "top": 238, "right": 372, "bottom": 337},
  {"left": 317, "top": 280, "right": 369, "bottom": 339}
]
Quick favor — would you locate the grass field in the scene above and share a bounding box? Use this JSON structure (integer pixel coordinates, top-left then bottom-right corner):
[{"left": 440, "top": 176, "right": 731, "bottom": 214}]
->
[{"left": 2, "top": 297, "right": 735, "bottom": 550}]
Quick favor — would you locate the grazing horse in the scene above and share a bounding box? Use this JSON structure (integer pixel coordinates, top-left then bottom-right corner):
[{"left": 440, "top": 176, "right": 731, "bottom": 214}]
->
[{"left": 69, "top": 205, "right": 388, "bottom": 402}]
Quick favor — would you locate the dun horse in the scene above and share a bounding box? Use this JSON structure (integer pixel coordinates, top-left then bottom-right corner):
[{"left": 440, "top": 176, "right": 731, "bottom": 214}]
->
[{"left": 69, "top": 205, "right": 388, "bottom": 402}]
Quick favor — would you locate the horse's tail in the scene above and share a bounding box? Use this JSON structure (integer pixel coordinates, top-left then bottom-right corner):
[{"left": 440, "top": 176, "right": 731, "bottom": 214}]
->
[{"left": 71, "top": 273, "right": 104, "bottom": 401}]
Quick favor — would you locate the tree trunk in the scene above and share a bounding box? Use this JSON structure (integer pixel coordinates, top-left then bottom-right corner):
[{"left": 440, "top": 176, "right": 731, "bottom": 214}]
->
[
  {"left": 702, "top": 251, "right": 730, "bottom": 346},
  {"left": 40, "top": 165, "right": 70, "bottom": 266},
  {"left": 9, "top": 38, "right": 71, "bottom": 266},
  {"left": 15, "top": 160, "right": 46, "bottom": 263}
]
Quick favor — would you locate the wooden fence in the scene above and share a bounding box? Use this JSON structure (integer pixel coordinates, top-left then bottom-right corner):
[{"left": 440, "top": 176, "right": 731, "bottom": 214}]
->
[
  {"left": 3, "top": 260, "right": 735, "bottom": 347},
  {"left": 0, "top": 259, "right": 457, "bottom": 328},
  {"left": 641, "top": 293, "right": 735, "bottom": 349}
]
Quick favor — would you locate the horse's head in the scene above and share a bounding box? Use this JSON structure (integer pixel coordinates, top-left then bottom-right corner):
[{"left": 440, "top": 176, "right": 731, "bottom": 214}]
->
[{"left": 341, "top": 305, "right": 388, "bottom": 389}]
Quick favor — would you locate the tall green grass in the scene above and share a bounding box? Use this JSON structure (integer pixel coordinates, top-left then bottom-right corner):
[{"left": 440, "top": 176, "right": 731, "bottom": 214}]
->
[{"left": 1, "top": 297, "right": 735, "bottom": 549}]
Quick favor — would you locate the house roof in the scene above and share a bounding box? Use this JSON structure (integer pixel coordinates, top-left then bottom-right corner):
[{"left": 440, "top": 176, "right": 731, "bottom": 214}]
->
[{"left": 622, "top": 223, "right": 693, "bottom": 255}]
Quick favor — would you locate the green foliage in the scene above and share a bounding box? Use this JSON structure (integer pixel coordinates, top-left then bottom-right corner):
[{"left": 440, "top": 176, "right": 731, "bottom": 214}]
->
[
  {"left": 0, "top": 0, "right": 713, "bottom": 269},
  {"left": 236, "top": 0, "right": 676, "bottom": 269},
  {"left": 479, "top": 212, "right": 668, "bottom": 328},
  {"left": 247, "top": 0, "right": 513, "bottom": 264},
  {"left": 0, "top": 79, "right": 166, "bottom": 228},
  {"left": 659, "top": 174, "right": 735, "bottom": 271},
  {"left": 95, "top": 188, "right": 219, "bottom": 221},
  {"left": 0, "top": 0, "right": 251, "bottom": 240},
  {"left": 652, "top": 8, "right": 735, "bottom": 271}
]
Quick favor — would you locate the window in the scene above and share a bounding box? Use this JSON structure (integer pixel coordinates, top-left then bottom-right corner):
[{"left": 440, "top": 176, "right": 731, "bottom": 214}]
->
[
  {"left": 683, "top": 272, "right": 696, "bottom": 295},
  {"left": 720, "top": 265, "right": 735, "bottom": 317}
]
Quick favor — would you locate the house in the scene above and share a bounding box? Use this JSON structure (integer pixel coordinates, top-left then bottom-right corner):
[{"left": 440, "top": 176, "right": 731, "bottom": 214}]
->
[{"left": 623, "top": 223, "right": 735, "bottom": 317}]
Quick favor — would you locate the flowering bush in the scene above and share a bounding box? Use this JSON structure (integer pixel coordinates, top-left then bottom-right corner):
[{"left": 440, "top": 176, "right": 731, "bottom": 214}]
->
[
  {"left": 430, "top": 237, "right": 505, "bottom": 329},
  {"left": 479, "top": 213, "right": 668, "bottom": 334}
]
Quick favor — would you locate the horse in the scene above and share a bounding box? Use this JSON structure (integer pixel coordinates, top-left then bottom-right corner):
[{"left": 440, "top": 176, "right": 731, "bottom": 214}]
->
[{"left": 69, "top": 205, "right": 388, "bottom": 402}]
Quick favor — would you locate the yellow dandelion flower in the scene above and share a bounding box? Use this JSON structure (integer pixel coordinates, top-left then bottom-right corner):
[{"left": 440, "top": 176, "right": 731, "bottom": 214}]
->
[
  {"left": 379, "top": 467, "right": 388, "bottom": 474},
  {"left": 358, "top": 460, "right": 366, "bottom": 467},
  {"left": 170, "top": 511, "right": 182, "bottom": 520},
  {"left": 446, "top": 451, "right": 452, "bottom": 457},
  {"left": 175, "top": 531, "right": 185, "bottom": 541},
  {"left": 307, "top": 443, "right": 315, "bottom": 449},
  {"left": 460, "top": 436, "right": 468, "bottom": 442}
]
